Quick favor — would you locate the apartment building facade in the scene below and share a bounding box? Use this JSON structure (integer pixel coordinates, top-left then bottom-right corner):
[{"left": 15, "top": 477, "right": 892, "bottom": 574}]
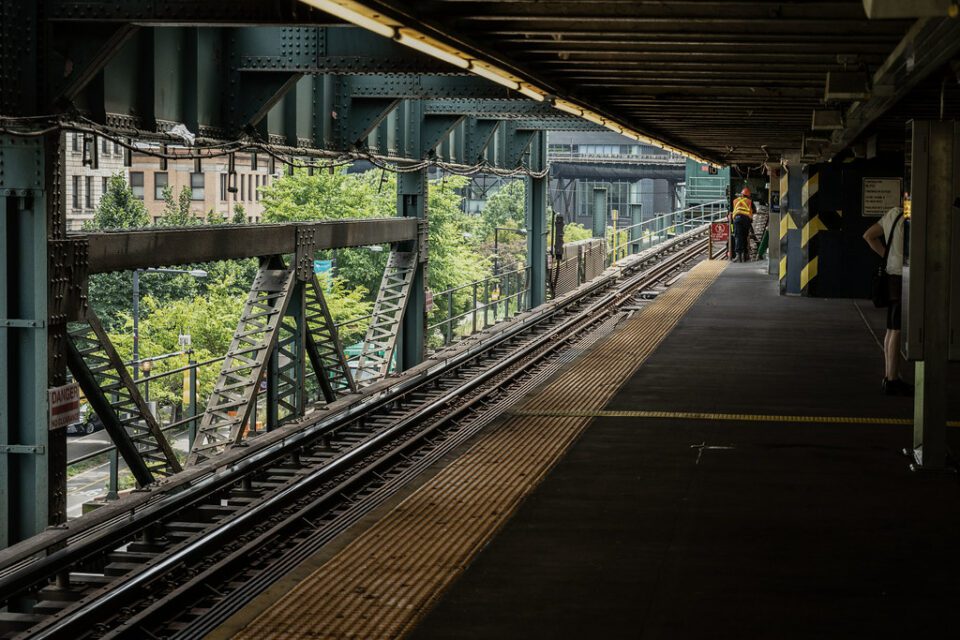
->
[
  {"left": 128, "top": 152, "right": 274, "bottom": 225},
  {"left": 65, "top": 132, "right": 128, "bottom": 231},
  {"left": 65, "top": 134, "right": 277, "bottom": 229}
]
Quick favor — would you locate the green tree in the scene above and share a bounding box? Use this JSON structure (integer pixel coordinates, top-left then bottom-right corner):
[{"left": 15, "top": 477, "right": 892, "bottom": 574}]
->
[
  {"left": 84, "top": 174, "right": 149, "bottom": 230},
  {"left": 158, "top": 186, "right": 196, "bottom": 226},
  {"left": 479, "top": 179, "right": 526, "bottom": 240},
  {"left": 232, "top": 203, "right": 246, "bottom": 224},
  {"left": 86, "top": 175, "right": 156, "bottom": 326},
  {"left": 207, "top": 208, "right": 227, "bottom": 225},
  {"left": 562, "top": 222, "right": 592, "bottom": 243},
  {"left": 108, "top": 273, "right": 371, "bottom": 414}
]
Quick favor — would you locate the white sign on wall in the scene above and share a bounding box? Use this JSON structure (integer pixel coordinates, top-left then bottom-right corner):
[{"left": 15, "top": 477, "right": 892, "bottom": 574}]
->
[{"left": 862, "top": 177, "right": 902, "bottom": 217}]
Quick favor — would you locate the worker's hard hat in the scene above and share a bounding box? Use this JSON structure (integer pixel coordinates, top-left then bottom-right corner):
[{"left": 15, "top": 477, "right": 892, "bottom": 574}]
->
[{"left": 740, "top": 187, "right": 751, "bottom": 197}]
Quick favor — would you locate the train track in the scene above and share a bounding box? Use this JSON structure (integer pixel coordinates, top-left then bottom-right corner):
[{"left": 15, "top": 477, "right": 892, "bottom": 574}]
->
[{"left": 0, "top": 228, "right": 715, "bottom": 640}]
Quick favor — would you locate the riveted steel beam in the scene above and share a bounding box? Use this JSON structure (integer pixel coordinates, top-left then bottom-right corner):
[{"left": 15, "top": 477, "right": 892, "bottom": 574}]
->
[
  {"left": 83, "top": 219, "right": 419, "bottom": 274},
  {"left": 45, "top": 0, "right": 331, "bottom": 25}
]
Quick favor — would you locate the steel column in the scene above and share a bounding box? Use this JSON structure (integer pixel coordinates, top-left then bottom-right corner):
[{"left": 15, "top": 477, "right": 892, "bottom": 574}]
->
[
  {"left": 629, "top": 203, "right": 643, "bottom": 254},
  {"left": 526, "top": 132, "right": 548, "bottom": 308},
  {"left": 906, "top": 121, "right": 959, "bottom": 471},
  {"left": 398, "top": 100, "right": 428, "bottom": 372},
  {"left": 592, "top": 188, "right": 608, "bottom": 238},
  {"left": 0, "top": 133, "right": 67, "bottom": 548}
]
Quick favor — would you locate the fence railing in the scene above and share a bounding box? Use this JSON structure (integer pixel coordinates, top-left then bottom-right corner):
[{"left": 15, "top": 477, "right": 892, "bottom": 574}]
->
[
  {"left": 426, "top": 265, "right": 531, "bottom": 349},
  {"left": 548, "top": 152, "right": 685, "bottom": 165},
  {"left": 606, "top": 199, "right": 729, "bottom": 266}
]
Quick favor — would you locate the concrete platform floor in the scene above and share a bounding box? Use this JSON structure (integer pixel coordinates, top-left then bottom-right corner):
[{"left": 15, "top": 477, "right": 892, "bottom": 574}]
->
[{"left": 411, "top": 263, "right": 960, "bottom": 639}]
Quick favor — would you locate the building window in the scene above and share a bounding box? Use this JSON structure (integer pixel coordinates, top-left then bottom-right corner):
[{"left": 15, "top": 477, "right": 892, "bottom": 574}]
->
[
  {"left": 154, "top": 172, "right": 168, "bottom": 200},
  {"left": 114, "top": 141, "right": 120, "bottom": 155},
  {"left": 255, "top": 175, "right": 261, "bottom": 201},
  {"left": 130, "top": 172, "right": 144, "bottom": 199},
  {"left": 71, "top": 133, "right": 80, "bottom": 153},
  {"left": 102, "top": 137, "right": 110, "bottom": 155},
  {"left": 101, "top": 176, "right": 109, "bottom": 201},
  {"left": 220, "top": 174, "right": 228, "bottom": 201},
  {"left": 190, "top": 172, "right": 204, "bottom": 200},
  {"left": 84, "top": 176, "right": 93, "bottom": 209},
  {"left": 72, "top": 176, "right": 80, "bottom": 209},
  {"left": 251, "top": 153, "right": 258, "bottom": 170},
  {"left": 240, "top": 174, "right": 245, "bottom": 201}
]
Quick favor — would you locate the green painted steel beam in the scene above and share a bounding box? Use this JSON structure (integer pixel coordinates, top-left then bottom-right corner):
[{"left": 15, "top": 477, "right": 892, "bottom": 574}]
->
[{"left": 526, "top": 132, "right": 548, "bottom": 308}]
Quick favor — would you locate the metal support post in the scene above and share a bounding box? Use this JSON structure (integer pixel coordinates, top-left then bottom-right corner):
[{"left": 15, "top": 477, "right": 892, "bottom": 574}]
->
[
  {"left": 187, "top": 357, "right": 198, "bottom": 450},
  {"left": 398, "top": 100, "right": 427, "bottom": 372},
  {"left": 592, "top": 187, "right": 607, "bottom": 238},
  {"left": 0, "top": 133, "right": 66, "bottom": 548},
  {"left": 906, "top": 121, "right": 959, "bottom": 471},
  {"left": 472, "top": 283, "right": 478, "bottom": 335},
  {"left": 526, "top": 131, "right": 548, "bottom": 308},
  {"left": 629, "top": 203, "right": 642, "bottom": 254},
  {"left": 483, "top": 280, "right": 490, "bottom": 327},
  {"left": 446, "top": 289, "right": 454, "bottom": 344},
  {"left": 107, "top": 449, "right": 119, "bottom": 501},
  {"left": 267, "top": 347, "right": 280, "bottom": 431}
]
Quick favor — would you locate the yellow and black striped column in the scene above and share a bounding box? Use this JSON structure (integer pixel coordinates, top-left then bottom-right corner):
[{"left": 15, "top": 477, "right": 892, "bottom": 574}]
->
[
  {"left": 799, "top": 169, "right": 827, "bottom": 296},
  {"left": 779, "top": 155, "right": 803, "bottom": 295}
]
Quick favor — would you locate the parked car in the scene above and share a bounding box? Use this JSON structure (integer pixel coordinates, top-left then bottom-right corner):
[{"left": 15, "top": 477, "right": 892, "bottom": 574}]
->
[{"left": 66, "top": 412, "right": 104, "bottom": 437}]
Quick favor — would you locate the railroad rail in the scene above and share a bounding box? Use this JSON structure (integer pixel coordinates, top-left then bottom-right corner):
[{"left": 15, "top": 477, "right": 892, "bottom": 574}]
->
[{"left": 0, "top": 225, "right": 716, "bottom": 640}]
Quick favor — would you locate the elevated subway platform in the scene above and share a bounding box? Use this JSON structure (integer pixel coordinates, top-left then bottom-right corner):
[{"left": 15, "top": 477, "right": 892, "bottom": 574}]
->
[{"left": 214, "top": 261, "right": 960, "bottom": 640}]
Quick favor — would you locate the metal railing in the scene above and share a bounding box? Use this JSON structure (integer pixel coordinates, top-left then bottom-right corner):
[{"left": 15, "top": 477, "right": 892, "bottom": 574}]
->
[
  {"left": 606, "top": 199, "right": 729, "bottom": 266},
  {"left": 427, "top": 265, "right": 531, "bottom": 348},
  {"left": 548, "top": 152, "right": 685, "bottom": 165}
]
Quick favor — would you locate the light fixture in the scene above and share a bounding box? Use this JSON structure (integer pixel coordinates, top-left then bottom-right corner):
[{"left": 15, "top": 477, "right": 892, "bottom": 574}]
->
[
  {"left": 580, "top": 110, "right": 605, "bottom": 126},
  {"left": 396, "top": 29, "right": 470, "bottom": 69},
  {"left": 604, "top": 120, "right": 624, "bottom": 135},
  {"left": 553, "top": 100, "right": 582, "bottom": 117},
  {"left": 518, "top": 84, "right": 545, "bottom": 102},
  {"left": 469, "top": 62, "right": 520, "bottom": 90},
  {"left": 300, "top": 0, "right": 397, "bottom": 39}
]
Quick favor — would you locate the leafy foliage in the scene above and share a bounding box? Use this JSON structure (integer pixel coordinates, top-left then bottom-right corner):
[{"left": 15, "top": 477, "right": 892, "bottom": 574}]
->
[
  {"left": 84, "top": 174, "right": 149, "bottom": 230},
  {"left": 158, "top": 186, "right": 197, "bottom": 226}
]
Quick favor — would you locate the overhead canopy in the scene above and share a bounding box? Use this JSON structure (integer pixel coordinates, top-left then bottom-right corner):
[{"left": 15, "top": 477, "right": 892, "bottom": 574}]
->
[{"left": 355, "top": 1, "right": 960, "bottom": 165}]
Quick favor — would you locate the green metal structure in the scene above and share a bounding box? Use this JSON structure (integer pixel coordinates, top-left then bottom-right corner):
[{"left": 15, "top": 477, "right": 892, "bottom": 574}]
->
[{"left": 0, "top": 2, "right": 613, "bottom": 547}]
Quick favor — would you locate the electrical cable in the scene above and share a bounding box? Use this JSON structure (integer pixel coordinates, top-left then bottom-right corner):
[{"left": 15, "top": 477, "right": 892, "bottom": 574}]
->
[{"left": 0, "top": 116, "right": 550, "bottom": 179}]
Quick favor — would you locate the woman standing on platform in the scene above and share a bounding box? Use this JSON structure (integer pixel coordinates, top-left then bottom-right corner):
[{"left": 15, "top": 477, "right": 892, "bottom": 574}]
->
[{"left": 863, "top": 205, "right": 912, "bottom": 396}]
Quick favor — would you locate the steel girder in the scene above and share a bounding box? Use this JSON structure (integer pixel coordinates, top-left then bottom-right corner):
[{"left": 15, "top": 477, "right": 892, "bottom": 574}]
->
[{"left": 81, "top": 218, "right": 419, "bottom": 274}]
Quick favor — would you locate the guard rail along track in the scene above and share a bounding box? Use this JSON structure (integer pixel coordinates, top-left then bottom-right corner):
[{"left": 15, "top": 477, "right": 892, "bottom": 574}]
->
[{"left": 0, "top": 224, "right": 715, "bottom": 640}]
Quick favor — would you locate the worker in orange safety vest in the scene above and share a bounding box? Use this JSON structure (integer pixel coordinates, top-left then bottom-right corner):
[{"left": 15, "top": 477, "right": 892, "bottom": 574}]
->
[{"left": 731, "top": 187, "right": 756, "bottom": 262}]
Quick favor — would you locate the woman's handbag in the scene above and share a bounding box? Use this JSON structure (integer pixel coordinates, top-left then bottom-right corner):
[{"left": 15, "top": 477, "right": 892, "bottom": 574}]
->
[{"left": 871, "top": 211, "right": 904, "bottom": 308}]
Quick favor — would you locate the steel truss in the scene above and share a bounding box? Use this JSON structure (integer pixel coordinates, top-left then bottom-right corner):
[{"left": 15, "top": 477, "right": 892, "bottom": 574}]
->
[
  {"left": 356, "top": 250, "right": 418, "bottom": 385},
  {"left": 188, "top": 258, "right": 297, "bottom": 465},
  {"left": 66, "top": 310, "right": 181, "bottom": 483},
  {"left": 304, "top": 275, "right": 356, "bottom": 399}
]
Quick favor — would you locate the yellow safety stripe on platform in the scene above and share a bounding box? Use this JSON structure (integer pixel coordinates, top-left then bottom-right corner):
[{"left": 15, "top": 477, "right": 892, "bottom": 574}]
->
[
  {"left": 801, "top": 215, "right": 827, "bottom": 248},
  {"left": 800, "top": 256, "right": 818, "bottom": 289},
  {"left": 779, "top": 212, "right": 796, "bottom": 240},
  {"left": 779, "top": 256, "right": 787, "bottom": 281},
  {"left": 229, "top": 260, "right": 727, "bottom": 640},
  {"left": 509, "top": 408, "right": 960, "bottom": 427},
  {"left": 802, "top": 171, "right": 819, "bottom": 207}
]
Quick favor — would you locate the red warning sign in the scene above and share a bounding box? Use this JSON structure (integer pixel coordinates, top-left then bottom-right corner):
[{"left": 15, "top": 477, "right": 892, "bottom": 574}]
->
[
  {"left": 49, "top": 382, "right": 80, "bottom": 430},
  {"left": 710, "top": 222, "right": 730, "bottom": 242}
]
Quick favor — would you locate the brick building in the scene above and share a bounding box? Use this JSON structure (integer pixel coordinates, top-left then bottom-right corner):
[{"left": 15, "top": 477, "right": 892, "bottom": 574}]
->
[{"left": 65, "top": 135, "right": 276, "bottom": 230}]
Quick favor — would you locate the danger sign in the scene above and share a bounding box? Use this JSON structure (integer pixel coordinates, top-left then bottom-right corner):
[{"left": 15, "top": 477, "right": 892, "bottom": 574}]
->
[
  {"left": 49, "top": 383, "right": 80, "bottom": 430},
  {"left": 710, "top": 222, "right": 730, "bottom": 242}
]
